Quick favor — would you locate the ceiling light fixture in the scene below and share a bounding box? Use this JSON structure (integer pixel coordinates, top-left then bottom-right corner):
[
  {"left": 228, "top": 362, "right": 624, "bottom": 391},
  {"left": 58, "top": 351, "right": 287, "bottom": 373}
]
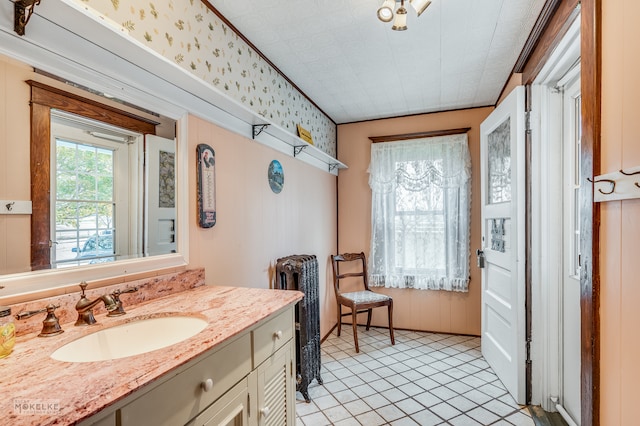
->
[{"left": 377, "top": 0, "right": 432, "bottom": 31}]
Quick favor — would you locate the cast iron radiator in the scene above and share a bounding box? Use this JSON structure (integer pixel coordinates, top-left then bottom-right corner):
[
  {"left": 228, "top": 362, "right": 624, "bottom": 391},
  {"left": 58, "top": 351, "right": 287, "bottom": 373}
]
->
[{"left": 276, "top": 254, "right": 323, "bottom": 403}]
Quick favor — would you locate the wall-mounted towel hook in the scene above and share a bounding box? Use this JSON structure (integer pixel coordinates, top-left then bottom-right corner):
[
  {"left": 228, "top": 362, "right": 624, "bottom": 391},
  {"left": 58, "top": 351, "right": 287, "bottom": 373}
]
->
[
  {"left": 5, "top": 202, "right": 15, "bottom": 211},
  {"left": 619, "top": 169, "right": 640, "bottom": 188},
  {"left": 587, "top": 177, "right": 616, "bottom": 195}
]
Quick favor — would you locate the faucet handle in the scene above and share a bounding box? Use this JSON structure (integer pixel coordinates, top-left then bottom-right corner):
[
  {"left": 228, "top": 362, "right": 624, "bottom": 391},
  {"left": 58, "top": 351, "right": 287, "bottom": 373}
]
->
[
  {"left": 116, "top": 286, "right": 139, "bottom": 296},
  {"left": 15, "top": 304, "right": 64, "bottom": 337},
  {"left": 79, "top": 281, "right": 88, "bottom": 297},
  {"left": 107, "top": 286, "right": 139, "bottom": 317}
]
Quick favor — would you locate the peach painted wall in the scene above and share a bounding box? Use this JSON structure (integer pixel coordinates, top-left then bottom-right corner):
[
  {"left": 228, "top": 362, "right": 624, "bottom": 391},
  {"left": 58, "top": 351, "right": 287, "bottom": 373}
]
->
[
  {"left": 337, "top": 107, "right": 493, "bottom": 335},
  {"left": 599, "top": 0, "right": 640, "bottom": 423},
  {"left": 187, "top": 115, "right": 338, "bottom": 337},
  {"left": 0, "top": 57, "right": 32, "bottom": 275}
]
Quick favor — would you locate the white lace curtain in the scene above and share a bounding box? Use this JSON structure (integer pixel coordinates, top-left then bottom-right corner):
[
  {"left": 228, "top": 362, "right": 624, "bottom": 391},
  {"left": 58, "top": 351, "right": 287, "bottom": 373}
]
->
[{"left": 368, "top": 134, "right": 471, "bottom": 292}]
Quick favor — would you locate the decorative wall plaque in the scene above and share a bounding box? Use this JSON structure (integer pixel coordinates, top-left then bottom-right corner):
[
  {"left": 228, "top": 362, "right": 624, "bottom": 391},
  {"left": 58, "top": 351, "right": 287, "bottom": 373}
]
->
[
  {"left": 268, "top": 160, "right": 284, "bottom": 194},
  {"left": 297, "top": 124, "right": 314, "bottom": 145},
  {"left": 196, "top": 144, "right": 216, "bottom": 228}
]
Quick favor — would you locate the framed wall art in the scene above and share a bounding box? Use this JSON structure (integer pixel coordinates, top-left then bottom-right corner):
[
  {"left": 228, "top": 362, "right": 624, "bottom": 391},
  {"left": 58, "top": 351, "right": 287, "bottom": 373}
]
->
[{"left": 197, "top": 144, "right": 216, "bottom": 228}]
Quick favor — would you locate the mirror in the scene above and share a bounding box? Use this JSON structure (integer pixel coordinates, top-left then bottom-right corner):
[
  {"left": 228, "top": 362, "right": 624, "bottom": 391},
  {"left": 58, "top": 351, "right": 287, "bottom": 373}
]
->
[{"left": 0, "top": 55, "right": 186, "bottom": 294}]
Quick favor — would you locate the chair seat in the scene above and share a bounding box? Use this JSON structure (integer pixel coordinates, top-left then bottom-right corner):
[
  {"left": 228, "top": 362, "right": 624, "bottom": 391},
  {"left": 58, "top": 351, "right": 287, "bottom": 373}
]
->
[{"left": 341, "top": 290, "right": 391, "bottom": 304}]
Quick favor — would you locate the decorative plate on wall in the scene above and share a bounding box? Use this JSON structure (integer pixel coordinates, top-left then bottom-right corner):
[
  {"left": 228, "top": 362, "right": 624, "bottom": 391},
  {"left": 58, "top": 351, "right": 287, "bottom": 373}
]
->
[{"left": 268, "top": 160, "right": 284, "bottom": 194}]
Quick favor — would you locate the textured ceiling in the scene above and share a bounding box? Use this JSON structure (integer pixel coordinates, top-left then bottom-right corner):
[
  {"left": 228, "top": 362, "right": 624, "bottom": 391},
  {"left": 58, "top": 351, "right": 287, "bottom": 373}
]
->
[{"left": 211, "top": 0, "right": 546, "bottom": 124}]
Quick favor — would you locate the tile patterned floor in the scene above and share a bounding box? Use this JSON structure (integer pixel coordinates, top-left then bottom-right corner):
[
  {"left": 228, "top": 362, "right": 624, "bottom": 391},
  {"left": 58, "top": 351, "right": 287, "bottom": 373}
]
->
[{"left": 295, "top": 327, "right": 534, "bottom": 426}]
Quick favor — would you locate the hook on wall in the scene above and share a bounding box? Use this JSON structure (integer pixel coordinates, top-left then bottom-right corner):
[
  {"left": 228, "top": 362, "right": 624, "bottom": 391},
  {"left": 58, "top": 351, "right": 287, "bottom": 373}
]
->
[
  {"left": 587, "top": 177, "right": 616, "bottom": 195},
  {"left": 619, "top": 169, "right": 640, "bottom": 188}
]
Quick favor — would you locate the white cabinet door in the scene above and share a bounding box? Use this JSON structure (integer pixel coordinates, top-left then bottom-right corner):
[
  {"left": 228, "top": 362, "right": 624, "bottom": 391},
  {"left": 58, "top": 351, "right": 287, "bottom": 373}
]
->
[
  {"left": 480, "top": 85, "right": 527, "bottom": 404},
  {"left": 255, "top": 343, "right": 294, "bottom": 426}
]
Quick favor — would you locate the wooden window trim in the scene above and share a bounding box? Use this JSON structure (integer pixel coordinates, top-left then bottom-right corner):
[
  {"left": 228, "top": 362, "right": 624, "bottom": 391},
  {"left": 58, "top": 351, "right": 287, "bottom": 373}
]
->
[
  {"left": 28, "top": 81, "right": 158, "bottom": 133},
  {"left": 28, "top": 81, "right": 157, "bottom": 270},
  {"left": 369, "top": 128, "right": 471, "bottom": 143}
]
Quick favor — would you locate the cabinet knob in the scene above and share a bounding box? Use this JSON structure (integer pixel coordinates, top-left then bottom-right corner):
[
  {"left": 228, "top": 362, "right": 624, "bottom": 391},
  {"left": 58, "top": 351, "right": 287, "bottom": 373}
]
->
[
  {"left": 201, "top": 378, "right": 214, "bottom": 392},
  {"left": 261, "top": 406, "right": 271, "bottom": 418},
  {"left": 274, "top": 330, "right": 283, "bottom": 340}
]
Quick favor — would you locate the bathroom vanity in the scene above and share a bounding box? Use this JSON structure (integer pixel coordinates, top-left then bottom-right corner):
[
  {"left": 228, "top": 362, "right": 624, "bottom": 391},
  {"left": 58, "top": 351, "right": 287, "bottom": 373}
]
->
[{"left": 2, "top": 285, "right": 303, "bottom": 426}]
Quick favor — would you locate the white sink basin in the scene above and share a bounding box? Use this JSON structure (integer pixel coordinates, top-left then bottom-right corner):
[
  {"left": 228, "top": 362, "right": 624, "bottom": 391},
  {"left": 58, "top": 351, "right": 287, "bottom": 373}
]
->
[{"left": 51, "top": 315, "right": 208, "bottom": 362}]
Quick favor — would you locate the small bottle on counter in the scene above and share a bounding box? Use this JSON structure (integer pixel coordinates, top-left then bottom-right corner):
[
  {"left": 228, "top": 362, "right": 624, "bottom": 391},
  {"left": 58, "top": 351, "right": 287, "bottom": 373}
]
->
[{"left": 0, "top": 306, "right": 15, "bottom": 358}]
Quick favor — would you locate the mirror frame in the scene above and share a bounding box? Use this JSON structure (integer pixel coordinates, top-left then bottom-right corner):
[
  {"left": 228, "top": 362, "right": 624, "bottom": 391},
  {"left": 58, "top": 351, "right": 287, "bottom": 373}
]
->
[{"left": 0, "top": 0, "right": 197, "bottom": 301}]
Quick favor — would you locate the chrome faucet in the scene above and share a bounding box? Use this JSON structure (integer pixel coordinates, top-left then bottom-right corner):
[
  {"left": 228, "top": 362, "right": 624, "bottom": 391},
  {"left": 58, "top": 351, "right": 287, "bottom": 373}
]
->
[{"left": 75, "top": 282, "right": 118, "bottom": 326}]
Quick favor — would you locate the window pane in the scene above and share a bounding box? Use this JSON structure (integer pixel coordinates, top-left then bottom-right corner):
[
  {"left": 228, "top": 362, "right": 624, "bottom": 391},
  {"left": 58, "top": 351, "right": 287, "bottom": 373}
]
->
[
  {"left": 488, "top": 118, "right": 512, "bottom": 204},
  {"left": 96, "top": 175, "right": 114, "bottom": 202},
  {"left": 53, "top": 139, "right": 116, "bottom": 267},
  {"left": 55, "top": 201, "right": 79, "bottom": 230},
  {"left": 394, "top": 213, "right": 446, "bottom": 271},
  {"left": 76, "top": 173, "right": 97, "bottom": 200},
  {"left": 56, "top": 141, "right": 77, "bottom": 172},
  {"left": 96, "top": 148, "right": 113, "bottom": 174}
]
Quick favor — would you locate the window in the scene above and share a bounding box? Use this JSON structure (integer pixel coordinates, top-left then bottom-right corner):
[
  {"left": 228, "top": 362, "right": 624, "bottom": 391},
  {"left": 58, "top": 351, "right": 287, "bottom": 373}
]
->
[
  {"left": 53, "top": 140, "right": 116, "bottom": 267},
  {"left": 50, "top": 112, "right": 139, "bottom": 268},
  {"left": 368, "top": 134, "right": 471, "bottom": 291}
]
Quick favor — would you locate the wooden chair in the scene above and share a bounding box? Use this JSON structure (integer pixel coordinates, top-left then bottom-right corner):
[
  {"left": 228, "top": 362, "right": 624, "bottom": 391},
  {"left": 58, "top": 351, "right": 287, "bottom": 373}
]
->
[{"left": 331, "top": 252, "right": 395, "bottom": 353}]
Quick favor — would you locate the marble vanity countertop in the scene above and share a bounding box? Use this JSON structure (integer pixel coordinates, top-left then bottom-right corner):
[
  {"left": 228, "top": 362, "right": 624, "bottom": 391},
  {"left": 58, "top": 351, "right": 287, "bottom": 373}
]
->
[{"left": 0, "top": 285, "right": 303, "bottom": 426}]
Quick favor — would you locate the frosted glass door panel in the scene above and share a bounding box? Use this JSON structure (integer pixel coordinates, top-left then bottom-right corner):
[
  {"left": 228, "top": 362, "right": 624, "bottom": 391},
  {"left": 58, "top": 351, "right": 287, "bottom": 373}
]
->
[{"left": 488, "top": 118, "right": 512, "bottom": 204}]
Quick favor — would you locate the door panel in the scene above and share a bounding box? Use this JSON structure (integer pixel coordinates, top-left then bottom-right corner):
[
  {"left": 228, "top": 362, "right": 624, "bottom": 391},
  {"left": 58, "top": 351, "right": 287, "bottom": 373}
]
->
[
  {"left": 486, "top": 263, "right": 513, "bottom": 306},
  {"left": 480, "top": 85, "right": 526, "bottom": 404},
  {"left": 145, "top": 135, "right": 176, "bottom": 256}
]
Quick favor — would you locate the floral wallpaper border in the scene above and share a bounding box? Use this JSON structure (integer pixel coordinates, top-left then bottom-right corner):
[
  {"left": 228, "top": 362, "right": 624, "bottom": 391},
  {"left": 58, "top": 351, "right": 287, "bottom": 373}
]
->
[{"left": 80, "top": 0, "right": 336, "bottom": 157}]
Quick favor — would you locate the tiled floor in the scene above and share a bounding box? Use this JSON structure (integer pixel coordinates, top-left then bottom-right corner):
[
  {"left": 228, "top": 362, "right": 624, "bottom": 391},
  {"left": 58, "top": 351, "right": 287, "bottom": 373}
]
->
[{"left": 295, "top": 326, "right": 534, "bottom": 426}]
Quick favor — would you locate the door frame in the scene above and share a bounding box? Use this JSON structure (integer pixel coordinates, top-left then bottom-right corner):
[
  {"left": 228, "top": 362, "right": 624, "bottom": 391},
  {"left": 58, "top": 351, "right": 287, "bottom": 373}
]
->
[
  {"left": 529, "top": 16, "right": 581, "bottom": 416},
  {"left": 513, "top": 0, "right": 600, "bottom": 423},
  {"left": 579, "top": 2, "right": 601, "bottom": 425}
]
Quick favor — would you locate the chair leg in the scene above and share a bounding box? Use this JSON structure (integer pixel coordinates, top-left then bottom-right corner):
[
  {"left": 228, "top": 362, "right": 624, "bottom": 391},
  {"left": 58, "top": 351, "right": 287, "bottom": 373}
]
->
[
  {"left": 352, "top": 309, "right": 359, "bottom": 353},
  {"left": 337, "top": 305, "right": 341, "bottom": 337},
  {"left": 388, "top": 302, "right": 395, "bottom": 345},
  {"left": 366, "top": 308, "right": 372, "bottom": 331}
]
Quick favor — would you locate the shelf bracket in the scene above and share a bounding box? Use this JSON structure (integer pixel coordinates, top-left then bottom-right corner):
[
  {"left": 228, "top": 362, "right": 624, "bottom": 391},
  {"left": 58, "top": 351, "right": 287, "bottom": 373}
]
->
[
  {"left": 328, "top": 163, "right": 339, "bottom": 172},
  {"left": 293, "top": 145, "right": 307, "bottom": 157},
  {"left": 252, "top": 124, "right": 270, "bottom": 139},
  {"left": 14, "top": 0, "right": 42, "bottom": 36}
]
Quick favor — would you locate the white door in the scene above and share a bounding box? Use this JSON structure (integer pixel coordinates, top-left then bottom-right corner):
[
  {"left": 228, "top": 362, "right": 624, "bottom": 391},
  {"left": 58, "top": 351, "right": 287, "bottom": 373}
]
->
[
  {"left": 560, "top": 76, "right": 581, "bottom": 424},
  {"left": 145, "top": 135, "right": 177, "bottom": 256},
  {"left": 480, "top": 86, "right": 527, "bottom": 404}
]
